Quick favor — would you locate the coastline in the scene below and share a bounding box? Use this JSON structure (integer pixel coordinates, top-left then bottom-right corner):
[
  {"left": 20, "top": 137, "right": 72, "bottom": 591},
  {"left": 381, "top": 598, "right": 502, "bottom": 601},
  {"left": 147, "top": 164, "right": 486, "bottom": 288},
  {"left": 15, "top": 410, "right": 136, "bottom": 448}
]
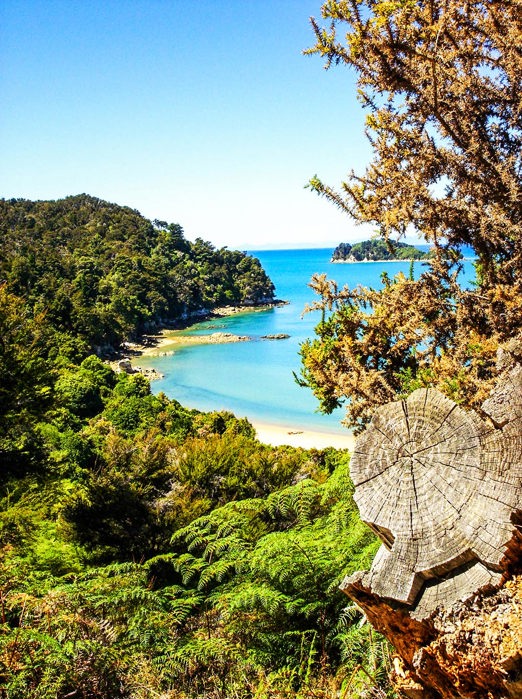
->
[
  {"left": 133, "top": 330, "right": 249, "bottom": 358},
  {"left": 252, "top": 420, "right": 355, "bottom": 451},
  {"left": 121, "top": 299, "right": 356, "bottom": 452},
  {"left": 124, "top": 302, "right": 287, "bottom": 358},
  {"left": 331, "top": 257, "right": 427, "bottom": 263},
  {"left": 331, "top": 256, "right": 474, "bottom": 264}
]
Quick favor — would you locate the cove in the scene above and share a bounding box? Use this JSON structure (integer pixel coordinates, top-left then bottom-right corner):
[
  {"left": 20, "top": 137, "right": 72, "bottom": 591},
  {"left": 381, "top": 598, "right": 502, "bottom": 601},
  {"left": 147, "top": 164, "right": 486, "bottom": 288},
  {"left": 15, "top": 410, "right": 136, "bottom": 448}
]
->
[{"left": 138, "top": 248, "right": 476, "bottom": 435}]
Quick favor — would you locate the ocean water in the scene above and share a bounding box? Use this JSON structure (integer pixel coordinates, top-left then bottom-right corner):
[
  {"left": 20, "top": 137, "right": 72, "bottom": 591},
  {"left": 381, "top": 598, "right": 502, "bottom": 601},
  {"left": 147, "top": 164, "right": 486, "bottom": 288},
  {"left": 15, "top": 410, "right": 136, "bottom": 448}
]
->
[{"left": 141, "top": 248, "right": 476, "bottom": 435}]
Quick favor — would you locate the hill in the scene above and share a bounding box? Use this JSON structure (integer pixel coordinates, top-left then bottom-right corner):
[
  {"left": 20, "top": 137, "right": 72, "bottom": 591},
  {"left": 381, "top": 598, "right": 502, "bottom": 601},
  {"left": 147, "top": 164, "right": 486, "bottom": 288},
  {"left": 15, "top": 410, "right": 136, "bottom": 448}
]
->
[
  {"left": 331, "top": 239, "right": 430, "bottom": 262},
  {"left": 0, "top": 195, "right": 386, "bottom": 697},
  {"left": 0, "top": 194, "right": 276, "bottom": 354}
]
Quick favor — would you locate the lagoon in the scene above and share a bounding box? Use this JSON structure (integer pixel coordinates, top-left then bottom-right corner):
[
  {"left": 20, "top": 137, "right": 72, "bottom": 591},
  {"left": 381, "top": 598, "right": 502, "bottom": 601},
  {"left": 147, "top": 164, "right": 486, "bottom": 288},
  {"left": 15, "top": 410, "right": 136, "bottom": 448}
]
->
[{"left": 139, "top": 248, "right": 475, "bottom": 437}]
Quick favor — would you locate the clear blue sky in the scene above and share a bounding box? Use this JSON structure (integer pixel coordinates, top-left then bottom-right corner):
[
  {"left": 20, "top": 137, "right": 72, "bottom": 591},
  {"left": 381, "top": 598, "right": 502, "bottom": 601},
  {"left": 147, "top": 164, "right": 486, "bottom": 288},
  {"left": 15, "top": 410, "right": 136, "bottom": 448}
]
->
[{"left": 1, "top": 0, "right": 374, "bottom": 249}]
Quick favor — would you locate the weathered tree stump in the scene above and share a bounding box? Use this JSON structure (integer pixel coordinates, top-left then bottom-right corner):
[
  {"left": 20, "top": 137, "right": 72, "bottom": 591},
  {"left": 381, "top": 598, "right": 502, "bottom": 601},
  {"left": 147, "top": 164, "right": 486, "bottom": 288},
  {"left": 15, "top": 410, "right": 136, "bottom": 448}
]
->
[
  {"left": 343, "top": 387, "right": 520, "bottom": 616},
  {"left": 341, "top": 348, "right": 522, "bottom": 698}
]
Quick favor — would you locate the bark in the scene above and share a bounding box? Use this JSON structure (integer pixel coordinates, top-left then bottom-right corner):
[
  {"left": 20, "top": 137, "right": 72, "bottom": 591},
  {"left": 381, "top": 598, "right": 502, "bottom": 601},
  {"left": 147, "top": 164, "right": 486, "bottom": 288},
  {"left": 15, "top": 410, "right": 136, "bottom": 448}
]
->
[{"left": 342, "top": 339, "right": 522, "bottom": 698}]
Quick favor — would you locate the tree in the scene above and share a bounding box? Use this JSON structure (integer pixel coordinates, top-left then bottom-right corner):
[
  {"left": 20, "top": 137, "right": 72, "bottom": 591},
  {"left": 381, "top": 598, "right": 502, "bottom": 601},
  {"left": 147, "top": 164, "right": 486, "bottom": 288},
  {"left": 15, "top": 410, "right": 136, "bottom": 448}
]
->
[
  {"left": 0, "top": 285, "right": 54, "bottom": 479},
  {"left": 301, "top": 0, "right": 522, "bottom": 430},
  {"left": 0, "top": 196, "right": 276, "bottom": 354}
]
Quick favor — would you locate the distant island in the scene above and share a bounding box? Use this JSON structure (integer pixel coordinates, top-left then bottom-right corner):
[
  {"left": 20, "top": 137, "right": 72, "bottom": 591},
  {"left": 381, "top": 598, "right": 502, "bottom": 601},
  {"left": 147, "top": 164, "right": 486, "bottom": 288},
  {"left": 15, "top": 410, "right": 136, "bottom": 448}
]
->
[{"left": 331, "top": 239, "right": 430, "bottom": 262}]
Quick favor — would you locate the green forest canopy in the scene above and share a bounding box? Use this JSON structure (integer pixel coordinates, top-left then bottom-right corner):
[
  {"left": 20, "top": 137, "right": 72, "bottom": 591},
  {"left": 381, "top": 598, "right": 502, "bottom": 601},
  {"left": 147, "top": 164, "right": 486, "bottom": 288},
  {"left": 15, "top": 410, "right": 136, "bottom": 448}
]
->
[
  {"left": 331, "top": 239, "right": 430, "bottom": 262},
  {"left": 0, "top": 194, "right": 276, "bottom": 354},
  {"left": 0, "top": 195, "right": 390, "bottom": 697}
]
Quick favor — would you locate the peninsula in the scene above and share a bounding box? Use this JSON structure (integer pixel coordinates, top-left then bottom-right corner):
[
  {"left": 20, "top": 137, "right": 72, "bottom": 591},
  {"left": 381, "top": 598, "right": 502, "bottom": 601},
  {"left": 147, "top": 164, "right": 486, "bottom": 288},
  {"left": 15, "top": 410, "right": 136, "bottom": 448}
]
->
[
  {"left": 331, "top": 239, "right": 430, "bottom": 262},
  {"left": 0, "top": 195, "right": 279, "bottom": 355}
]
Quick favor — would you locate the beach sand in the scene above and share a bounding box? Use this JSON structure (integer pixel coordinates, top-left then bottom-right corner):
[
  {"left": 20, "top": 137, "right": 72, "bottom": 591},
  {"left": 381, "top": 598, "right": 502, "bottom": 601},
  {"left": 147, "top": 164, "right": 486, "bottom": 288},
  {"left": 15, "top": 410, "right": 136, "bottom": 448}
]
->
[
  {"left": 127, "top": 303, "right": 289, "bottom": 358},
  {"left": 252, "top": 421, "right": 355, "bottom": 451},
  {"left": 129, "top": 305, "right": 286, "bottom": 357},
  {"left": 131, "top": 329, "right": 252, "bottom": 358},
  {"left": 128, "top": 331, "right": 207, "bottom": 357},
  {"left": 127, "top": 321, "right": 356, "bottom": 452}
]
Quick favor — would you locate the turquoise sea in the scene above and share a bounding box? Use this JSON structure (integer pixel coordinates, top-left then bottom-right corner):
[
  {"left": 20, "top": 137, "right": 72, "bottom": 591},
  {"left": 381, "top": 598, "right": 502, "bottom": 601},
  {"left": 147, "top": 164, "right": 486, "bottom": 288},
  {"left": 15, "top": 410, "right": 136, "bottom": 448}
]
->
[{"left": 141, "top": 248, "right": 476, "bottom": 435}]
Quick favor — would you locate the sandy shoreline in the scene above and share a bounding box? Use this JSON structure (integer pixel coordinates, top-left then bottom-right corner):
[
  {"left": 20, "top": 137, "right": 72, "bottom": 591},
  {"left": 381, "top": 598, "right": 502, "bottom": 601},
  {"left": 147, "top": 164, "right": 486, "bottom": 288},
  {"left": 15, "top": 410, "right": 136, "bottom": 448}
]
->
[
  {"left": 137, "top": 331, "right": 241, "bottom": 356},
  {"left": 252, "top": 420, "right": 355, "bottom": 451},
  {"left": 124, "top": 306, "right": 355, "bottom": 452},
  {"left": 125, "top": 329, "right": 241, "bottom": 360},
  {"left": 127, "top": 303, "right": 287, "bottom": 358}
]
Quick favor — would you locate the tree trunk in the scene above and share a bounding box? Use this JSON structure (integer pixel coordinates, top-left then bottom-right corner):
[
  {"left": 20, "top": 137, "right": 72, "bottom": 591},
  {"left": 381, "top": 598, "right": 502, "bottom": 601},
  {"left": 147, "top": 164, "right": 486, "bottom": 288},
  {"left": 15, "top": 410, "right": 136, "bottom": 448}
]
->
[{"left": 342, "top": 341, "right": 522, "bottom": 698}]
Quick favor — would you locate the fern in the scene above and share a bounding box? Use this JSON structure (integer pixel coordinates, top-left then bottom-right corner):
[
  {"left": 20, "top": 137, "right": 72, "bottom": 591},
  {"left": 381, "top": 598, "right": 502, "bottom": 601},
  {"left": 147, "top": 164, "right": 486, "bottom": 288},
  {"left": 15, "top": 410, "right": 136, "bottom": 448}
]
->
[
  {"left": 197, "top": 557, "right": 240, "bottom": 590},
  {"left": 215, "top": 582, "right": 290, "bottom": 616},
  {"left": 265, "top": 479, "right": 321, "bottom": 526}
]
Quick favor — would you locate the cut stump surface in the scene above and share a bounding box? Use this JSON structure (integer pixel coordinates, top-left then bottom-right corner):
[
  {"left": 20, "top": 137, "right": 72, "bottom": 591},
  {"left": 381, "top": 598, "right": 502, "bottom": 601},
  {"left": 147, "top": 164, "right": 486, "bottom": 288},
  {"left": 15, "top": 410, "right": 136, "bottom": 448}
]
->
[{"left": 344, "top": 387, "right": 521, "bottom": 615}]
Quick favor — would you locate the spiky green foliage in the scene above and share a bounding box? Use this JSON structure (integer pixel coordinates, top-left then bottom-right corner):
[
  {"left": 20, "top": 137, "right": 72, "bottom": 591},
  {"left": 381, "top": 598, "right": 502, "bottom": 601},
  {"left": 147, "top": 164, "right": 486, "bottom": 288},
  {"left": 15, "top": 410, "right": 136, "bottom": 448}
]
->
[{"left": 301, "top": 0, "right": 522, "bottom": 431}]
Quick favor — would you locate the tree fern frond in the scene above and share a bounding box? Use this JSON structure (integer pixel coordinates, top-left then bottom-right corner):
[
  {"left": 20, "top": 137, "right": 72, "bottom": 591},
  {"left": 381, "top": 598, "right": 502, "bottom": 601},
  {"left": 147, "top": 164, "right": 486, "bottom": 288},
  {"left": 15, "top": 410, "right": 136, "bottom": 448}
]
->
[
  {"left": 216, "top": 582, "right": 290, "bottom": 615},
  {"left": 265, "top": 479, "right": 321, "bottom": 525},
  {"left": 171, "top": 553, "right": 206, "bottom": 586},
  {"left": 197, "top": 558, "right": 238, "bottom": 590}
]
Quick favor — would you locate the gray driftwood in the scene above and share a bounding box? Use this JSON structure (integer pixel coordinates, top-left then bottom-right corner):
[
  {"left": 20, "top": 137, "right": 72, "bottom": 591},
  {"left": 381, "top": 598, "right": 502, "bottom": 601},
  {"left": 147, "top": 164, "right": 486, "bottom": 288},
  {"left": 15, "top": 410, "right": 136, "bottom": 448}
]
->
[{"left": 342, "top": 360, "right": 522, "bottom": 620}]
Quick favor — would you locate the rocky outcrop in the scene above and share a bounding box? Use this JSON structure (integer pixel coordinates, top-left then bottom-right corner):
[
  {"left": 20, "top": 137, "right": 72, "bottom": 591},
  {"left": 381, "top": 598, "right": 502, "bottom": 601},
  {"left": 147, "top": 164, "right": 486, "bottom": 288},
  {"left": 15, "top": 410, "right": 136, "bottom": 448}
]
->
[
  {"left": 342, "top": 339, "right": 522, "bottom": 698},
  {"left": 117, "top": 358, "right": 134, "bottom": 374},
  {"left": 208, "top": 332, "right": 250, "bottom": 343},
  {"left": 114, "top": 358, "right": 163, "bottom": 380},
  {"left": 261, "top": 333, "right": 290, "bottom": 340}
]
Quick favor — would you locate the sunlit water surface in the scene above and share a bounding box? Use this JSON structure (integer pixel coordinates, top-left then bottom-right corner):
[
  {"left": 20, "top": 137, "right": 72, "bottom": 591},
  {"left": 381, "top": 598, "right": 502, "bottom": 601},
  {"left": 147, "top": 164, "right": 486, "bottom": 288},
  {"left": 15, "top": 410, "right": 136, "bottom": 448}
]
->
[{"left": 140, "top": 248, "right": 475, "bottom": 434}]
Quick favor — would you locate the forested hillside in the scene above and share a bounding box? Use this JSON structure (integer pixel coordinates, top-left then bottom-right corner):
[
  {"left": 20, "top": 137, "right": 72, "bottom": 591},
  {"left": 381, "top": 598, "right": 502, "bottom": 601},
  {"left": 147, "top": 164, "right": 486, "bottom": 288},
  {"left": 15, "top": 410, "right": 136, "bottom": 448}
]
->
[
  {"left": 0, "top": 204, "right": 389, "bottom": 697},
  {"left": 0, "top": 195, "right": 275, "bottom": 353},
  {"left": 331, "top": 240, "right": 429, "bottom": 262}
]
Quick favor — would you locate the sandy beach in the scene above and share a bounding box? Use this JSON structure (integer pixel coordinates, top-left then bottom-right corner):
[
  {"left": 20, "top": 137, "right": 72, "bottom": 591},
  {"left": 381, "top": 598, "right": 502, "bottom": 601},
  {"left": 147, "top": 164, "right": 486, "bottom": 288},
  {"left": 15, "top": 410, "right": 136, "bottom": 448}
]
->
[
  {"left": 126, "top": 309, "right": 356, "bottom": 452},
  {"left": 128, "top": 330, "right": 214, "bottom": 357},
  {"left": 126, "top": 303, "right": 289, "bottom": 358},
  {"left": 252, "top": 420, "right": 355, "bottom": 451}
]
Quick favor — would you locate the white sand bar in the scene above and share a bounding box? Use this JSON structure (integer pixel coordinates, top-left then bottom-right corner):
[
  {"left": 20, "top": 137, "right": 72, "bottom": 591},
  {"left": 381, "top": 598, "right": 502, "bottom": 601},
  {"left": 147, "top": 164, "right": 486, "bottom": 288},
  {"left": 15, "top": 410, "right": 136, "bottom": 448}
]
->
[{"left": 252, "top": 421, "right": 355, "bottom": 451}]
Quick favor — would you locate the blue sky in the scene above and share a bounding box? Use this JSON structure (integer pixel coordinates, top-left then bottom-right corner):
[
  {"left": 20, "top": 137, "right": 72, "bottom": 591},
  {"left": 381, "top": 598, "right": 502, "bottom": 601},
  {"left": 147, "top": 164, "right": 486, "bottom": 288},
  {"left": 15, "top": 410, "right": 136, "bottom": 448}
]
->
[{"left": 1, "top": 1, "right": 375, "bottom": 249}]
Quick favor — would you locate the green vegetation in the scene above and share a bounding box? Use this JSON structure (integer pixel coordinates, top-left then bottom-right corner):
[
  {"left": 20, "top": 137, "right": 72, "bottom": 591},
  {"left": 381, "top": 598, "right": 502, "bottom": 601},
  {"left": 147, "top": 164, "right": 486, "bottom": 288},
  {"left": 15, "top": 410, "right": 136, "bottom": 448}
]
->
[
  {"left": 331, "top": 240, "right": 429, "bottom": 262},
  {"left": 302, "top": 0, "right": 522, "bottom": 432},
  {"left": 0, "top": 212, "right": 393, "bottom": 696},
  {"left": 0, "top": 195, "right": 275, "bottom": 354}
]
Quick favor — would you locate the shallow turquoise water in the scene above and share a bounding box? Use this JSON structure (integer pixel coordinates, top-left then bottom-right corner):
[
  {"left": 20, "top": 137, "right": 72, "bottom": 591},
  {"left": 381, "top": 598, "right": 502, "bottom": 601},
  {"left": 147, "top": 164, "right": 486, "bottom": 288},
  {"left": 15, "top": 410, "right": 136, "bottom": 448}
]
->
[{"left": 142, "top": 248, "right": 475, "bottom": 434}]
